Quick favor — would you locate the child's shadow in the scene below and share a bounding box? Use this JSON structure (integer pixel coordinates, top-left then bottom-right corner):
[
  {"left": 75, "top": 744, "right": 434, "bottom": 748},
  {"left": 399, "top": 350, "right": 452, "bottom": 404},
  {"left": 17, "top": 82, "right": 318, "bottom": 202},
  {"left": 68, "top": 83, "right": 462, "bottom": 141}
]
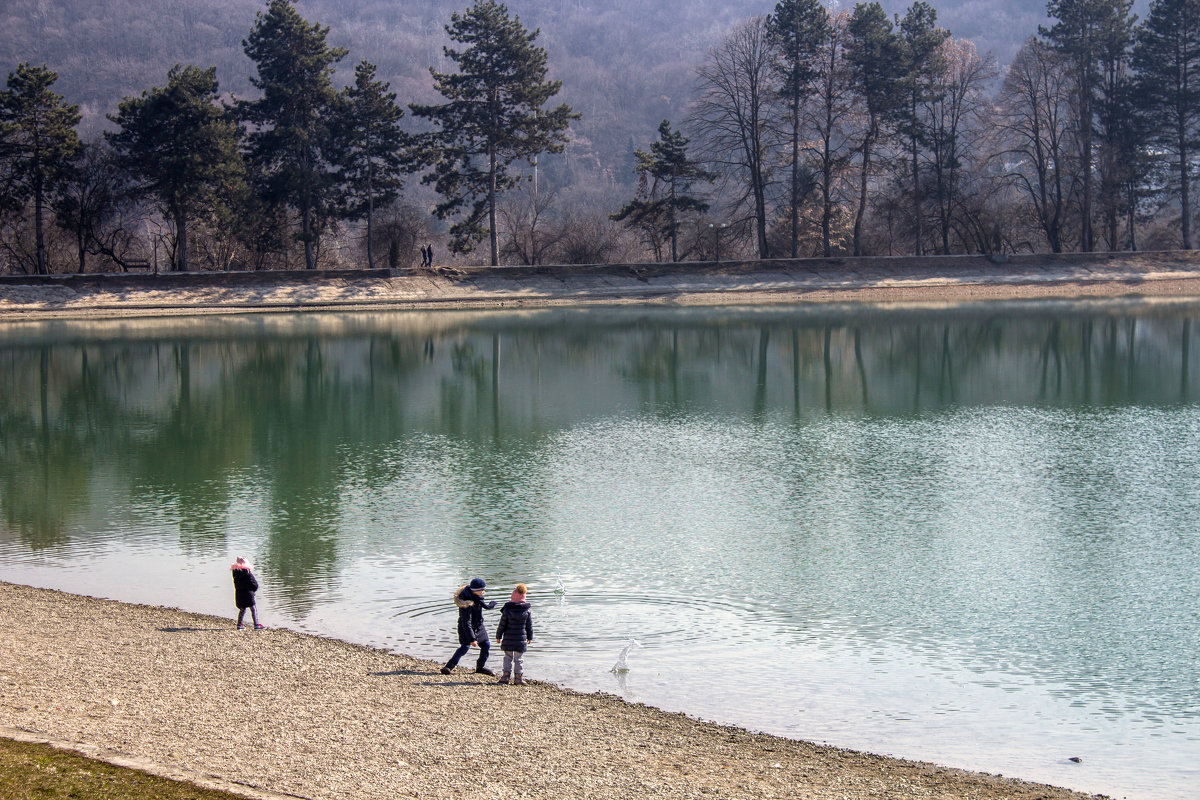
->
[
  {"left": 159, "top": 626, "right": 228, "bottom": 633},
  {"left": 371, "top": 669, "right": 426, "bottom": 677}
]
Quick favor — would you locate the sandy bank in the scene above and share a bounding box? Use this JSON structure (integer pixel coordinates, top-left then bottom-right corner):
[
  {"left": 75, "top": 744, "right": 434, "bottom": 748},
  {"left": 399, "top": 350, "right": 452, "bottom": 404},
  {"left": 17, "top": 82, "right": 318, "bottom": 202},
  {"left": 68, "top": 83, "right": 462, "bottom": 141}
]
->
[
  {"left": 2, "top": 251, "right": 1200, "bottom": 320},
  {"left": 0, "top": 582, "right": 1107, "bottom": 800}
]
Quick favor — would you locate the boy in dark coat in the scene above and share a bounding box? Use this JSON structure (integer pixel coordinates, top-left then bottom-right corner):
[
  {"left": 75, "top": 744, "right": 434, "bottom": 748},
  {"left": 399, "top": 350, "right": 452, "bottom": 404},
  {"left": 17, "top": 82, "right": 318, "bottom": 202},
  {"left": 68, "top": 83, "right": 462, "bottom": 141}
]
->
[
  {"left": 230, "top": 557, "right": 264, "bottom": 630},
  {"left": 441, "top": 578, "right": 497, "bottom": 676},
  {"left": 495, "top": 583, "right": 534, "bottom": 685}
]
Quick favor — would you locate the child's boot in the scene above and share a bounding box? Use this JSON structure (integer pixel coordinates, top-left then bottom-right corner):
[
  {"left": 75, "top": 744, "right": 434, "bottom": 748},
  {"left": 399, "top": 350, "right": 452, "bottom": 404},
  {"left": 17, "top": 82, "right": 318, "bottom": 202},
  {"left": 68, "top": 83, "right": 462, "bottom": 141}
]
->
[
  {"left": 497, "top": 672, "right": 510, "bottom": 684},
  {"left": 514, "top": 674, "right": 525, "bottom": 686}
]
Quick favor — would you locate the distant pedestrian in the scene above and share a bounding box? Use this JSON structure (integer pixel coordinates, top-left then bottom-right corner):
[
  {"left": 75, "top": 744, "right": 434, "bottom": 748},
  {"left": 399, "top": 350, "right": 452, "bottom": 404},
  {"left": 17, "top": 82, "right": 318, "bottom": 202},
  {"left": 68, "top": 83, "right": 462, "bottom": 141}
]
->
[
  {"left": 230, "top": 557, "right": 264, "bottom": 630},
  {"left": 425, "top": 243, "right": 434, "bottom": 268},
  {"left": 441, "top": 578, "right": 497, "bottom": 676},
  {"left": 495, "top": 583, "right": 534, "bottom": 685}
]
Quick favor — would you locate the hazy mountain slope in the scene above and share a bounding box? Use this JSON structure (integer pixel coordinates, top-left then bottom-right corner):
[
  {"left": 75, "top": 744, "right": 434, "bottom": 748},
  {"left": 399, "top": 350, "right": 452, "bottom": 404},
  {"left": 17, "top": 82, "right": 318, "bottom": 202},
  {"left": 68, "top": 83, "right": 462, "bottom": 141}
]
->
[{"left": 1, "top": 0, "right": 1056, "bottom": 189}]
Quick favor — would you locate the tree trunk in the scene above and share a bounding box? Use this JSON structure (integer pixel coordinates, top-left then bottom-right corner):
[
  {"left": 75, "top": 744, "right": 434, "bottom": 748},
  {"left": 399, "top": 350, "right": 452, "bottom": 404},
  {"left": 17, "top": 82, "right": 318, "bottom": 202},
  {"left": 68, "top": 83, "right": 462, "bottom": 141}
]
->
[
  {"left": 911, "top": 98, "right": 922, "bottom": 255},
  {"left": 853, "top": 125, "right": 874, "bottom": 257},
  {"left": 488, "top": 145, "right": 499, "bottom": 266},
  {"left": 669, "top": 178, "right": 679, "bottom": 263},
  {"left": 34, "top": 175, "right": 47, "bottom": 275},
  {"left": 174, "top": 206, "right": 188, "bottom": 272},
  {"left": 790, "top": 109, "right": 801, "bottom": 259},
  {"left": 1078, "top": 57, "right": 1094, "bottom": 252},
  {"left": 76, "top": 227, "right": 86, "bottom": 275},
  {"left": 1181, "top": 123, "right": 1192, "bottom": 250},
  {"left": 302, "top": 199, "right": 315, "bottom": 270},
  {"left": 366, "top": 159, "right": 376, "bottom": 269}
]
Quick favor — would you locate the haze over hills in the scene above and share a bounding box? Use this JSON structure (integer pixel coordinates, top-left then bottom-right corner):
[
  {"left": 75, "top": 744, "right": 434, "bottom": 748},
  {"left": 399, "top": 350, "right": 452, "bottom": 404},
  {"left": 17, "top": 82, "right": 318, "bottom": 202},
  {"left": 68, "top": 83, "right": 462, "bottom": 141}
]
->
[{"left": 2, "top": 0, "right": 1060, "bottom": 192}]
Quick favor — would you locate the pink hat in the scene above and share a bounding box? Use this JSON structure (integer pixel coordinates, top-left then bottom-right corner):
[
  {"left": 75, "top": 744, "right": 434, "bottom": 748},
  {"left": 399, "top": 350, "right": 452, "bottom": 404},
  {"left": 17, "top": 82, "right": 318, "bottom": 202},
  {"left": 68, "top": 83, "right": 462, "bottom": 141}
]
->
[
  {"left": 231, "top": 556, "right": 253, "bottom": 571},
  {"left": 511, "top": 583, "right": 527, "bottom": 602}
]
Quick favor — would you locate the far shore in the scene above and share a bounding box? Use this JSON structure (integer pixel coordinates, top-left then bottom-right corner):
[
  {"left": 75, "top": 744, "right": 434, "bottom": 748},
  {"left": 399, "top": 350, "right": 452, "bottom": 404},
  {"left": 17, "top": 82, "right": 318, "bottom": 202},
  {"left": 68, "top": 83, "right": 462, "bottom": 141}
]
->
[
  {"left": 2, "top": 250, "right": 1200, "bottom": 320},
  {"left": 0, "top": 581, "right": 1110, "bottom": 800}
]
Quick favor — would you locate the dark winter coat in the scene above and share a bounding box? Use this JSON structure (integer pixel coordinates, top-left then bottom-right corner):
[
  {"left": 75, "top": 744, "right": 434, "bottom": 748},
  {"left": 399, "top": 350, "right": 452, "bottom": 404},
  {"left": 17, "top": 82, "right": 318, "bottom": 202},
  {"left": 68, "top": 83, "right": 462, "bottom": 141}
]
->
[
  {"left": 495, "top": 600, "right": 534, "bottom": 652},
  {"left": 232, "top": 567, "right": 259, "bottom": 609},
  {"left": 455, "top": 586, "right": 496, "bottom": 646}
]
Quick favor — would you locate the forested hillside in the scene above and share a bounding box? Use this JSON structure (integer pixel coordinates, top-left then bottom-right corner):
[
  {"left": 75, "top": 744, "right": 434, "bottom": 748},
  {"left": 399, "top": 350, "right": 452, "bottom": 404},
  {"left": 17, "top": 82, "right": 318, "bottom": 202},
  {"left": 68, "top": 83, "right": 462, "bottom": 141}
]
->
[
  {"left": 2, "top": 0, "right": 1051, "bottom": 181},
  {"left": 3, "top": 0, "right": 1188, "bottom": 275}
]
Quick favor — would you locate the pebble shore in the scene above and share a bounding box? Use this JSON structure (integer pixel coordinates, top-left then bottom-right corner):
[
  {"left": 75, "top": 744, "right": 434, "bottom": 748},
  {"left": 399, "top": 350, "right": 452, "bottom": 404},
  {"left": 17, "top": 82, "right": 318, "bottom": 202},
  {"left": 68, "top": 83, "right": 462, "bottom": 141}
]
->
[{"left": 0, "top": 582, "right": 1108, "bottom": 800}]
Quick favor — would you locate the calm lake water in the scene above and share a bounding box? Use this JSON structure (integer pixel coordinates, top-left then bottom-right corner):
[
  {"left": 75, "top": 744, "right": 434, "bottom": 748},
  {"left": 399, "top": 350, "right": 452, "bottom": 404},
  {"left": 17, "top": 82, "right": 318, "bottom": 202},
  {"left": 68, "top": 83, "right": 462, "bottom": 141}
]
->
[{"left": 1, "top": 301, "right": 1198, "bottom": 799}]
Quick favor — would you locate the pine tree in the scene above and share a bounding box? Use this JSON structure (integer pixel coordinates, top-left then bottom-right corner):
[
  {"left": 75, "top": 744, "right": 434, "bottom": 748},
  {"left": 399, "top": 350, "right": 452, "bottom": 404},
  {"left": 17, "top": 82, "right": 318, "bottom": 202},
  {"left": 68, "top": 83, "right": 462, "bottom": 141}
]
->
[
  {"left": 1134, "top": 0, "right": 1200, "bottom": 249},
  {"left": 611, "top": 120, "right": 711, "bottom": 263},
  {"left": 0, "top": 63, "right": 81, "bottom": 275},
  {"left": 335, "top": 61, "right": 412, "bottom": 269},
  {"left": 846, "top": 2, "right": 904, "bottom": 256},
  {"left": 766, "top": 0, "right": 831, "bottom": 259},
  {"left": 410, "top": 0, "right": 577, "bottom": 265},
  {"left": 239, "top": 0, "right": 347, "bottom": 270},
  {"left": 896, "top": 2, "right": 949, "bottom": 255},
  {"left": 1042, "top": 0, "right": 1137, "bottom": 252},
  {"left": 107, "top": 65, "right": 244, "bottom": 272}
]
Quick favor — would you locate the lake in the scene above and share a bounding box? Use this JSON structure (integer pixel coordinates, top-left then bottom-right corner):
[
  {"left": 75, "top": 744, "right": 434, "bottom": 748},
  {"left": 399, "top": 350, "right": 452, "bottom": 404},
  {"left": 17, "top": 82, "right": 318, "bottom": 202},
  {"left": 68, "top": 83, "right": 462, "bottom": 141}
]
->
[{"left": 1, "top": 300, "right": 1197, "bottom": 799}]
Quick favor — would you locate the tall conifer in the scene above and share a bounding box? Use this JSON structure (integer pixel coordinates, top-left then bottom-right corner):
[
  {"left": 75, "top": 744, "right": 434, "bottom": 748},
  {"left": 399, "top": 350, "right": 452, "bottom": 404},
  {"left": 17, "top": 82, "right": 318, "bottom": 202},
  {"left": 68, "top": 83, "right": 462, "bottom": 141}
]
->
[
  {"left": 335, "top": 61, "right": 412, "bottom": 269},
  {"left": 0, "top": 63, "right": 81, "bottom": 275},
  {"left": 1134, "top": 0, "right": 1200, "bottom": 249},
  {"left": 108, "top": 65, "right": 244, "bottom": 272},
  {"left": 767, "top": 0, "right": 830, "bottom": 259},
  {"left": 240, "top": 0, "right": 347, "bottom": 270},
  {"left": 411, "top": 0, "right": 577, "bottom": 265},
  {"left": 612, "top": 120, "right": 711, "bottom": 263}
]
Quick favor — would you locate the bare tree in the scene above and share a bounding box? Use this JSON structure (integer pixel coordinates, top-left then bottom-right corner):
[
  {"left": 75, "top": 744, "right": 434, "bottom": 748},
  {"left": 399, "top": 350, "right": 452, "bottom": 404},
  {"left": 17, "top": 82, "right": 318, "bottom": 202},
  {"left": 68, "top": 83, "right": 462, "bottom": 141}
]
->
[
  {"left": 499, "top": 182, "right": 559, "bottom": 265},
  {"left": 690, "top": 16, "right": 780, "bottom": 259},
  {"left": 925, "top": 38, "right": 998, "bottom": 253},
  {"left": 996, "top": 37, "right": 1079, "bottom": 253}
]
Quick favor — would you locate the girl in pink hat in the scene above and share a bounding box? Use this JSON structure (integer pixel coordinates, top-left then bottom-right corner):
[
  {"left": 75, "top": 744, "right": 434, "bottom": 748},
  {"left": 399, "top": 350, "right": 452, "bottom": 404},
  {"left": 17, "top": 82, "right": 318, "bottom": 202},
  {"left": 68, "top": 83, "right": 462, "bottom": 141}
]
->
[{"left": 230, "top": 557, "right": 264, "bottom": 630}]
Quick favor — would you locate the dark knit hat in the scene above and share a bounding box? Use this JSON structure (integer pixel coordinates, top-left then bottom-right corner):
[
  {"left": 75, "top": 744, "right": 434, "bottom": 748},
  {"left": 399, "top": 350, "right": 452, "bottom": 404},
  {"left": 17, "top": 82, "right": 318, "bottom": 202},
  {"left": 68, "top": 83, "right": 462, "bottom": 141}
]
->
[{"left": 469, "top": 577, "right": 486, "bottom": 591}]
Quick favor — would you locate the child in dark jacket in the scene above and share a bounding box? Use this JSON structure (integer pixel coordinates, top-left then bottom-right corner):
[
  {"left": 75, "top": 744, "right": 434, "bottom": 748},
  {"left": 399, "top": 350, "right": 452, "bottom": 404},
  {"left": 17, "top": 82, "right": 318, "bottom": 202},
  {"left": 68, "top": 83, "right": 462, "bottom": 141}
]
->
[
  {"left": 441, "top": 578, "right": 497, "bottom": 676},
  {"left": 495, "top": 583, "right": 534, "bottom": 685},
  {"left": 230, "top": 557, "right": 264, "bottom": 630}
]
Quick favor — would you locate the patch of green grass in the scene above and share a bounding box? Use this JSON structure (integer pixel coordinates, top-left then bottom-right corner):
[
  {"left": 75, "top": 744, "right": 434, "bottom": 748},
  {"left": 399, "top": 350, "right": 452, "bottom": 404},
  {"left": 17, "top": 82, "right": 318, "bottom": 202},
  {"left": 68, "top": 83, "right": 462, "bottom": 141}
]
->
[{"left": 0, "top": 737, "right": 250, "bottom": 800}]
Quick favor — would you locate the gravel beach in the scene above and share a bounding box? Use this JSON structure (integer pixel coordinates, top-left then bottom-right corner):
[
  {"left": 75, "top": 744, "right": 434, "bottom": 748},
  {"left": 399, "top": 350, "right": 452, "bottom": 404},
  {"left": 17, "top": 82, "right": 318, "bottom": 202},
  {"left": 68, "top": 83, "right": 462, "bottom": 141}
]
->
[{"left": 0, "top": 582, "right": 1108, "bottom": 800}]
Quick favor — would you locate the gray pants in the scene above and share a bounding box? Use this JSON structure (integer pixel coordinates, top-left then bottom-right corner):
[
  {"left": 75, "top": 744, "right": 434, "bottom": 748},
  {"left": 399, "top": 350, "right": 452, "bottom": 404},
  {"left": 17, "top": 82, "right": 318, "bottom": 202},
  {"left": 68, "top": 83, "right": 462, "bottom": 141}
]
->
[{"left": 502, "top": 649, "right": 525, "bottom": 676}]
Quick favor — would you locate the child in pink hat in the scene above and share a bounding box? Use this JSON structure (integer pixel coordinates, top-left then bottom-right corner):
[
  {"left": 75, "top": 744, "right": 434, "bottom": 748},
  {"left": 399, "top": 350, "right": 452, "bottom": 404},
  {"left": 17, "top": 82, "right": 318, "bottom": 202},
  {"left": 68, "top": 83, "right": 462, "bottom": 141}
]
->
[
  {"left": 495, "top": 583, "right": 534, "bottom": 685},
  {"left": 230, "top": 557, "right": 264, "bottom": 630}
]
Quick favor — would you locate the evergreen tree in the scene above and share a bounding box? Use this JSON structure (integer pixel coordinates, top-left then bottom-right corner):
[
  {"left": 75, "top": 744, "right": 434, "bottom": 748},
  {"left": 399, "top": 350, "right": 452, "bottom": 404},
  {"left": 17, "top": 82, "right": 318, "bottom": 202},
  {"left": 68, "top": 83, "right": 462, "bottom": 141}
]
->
[
  {"left": 896, "top": 2, "right": 949, "bottom": 255},
  {"left": 410, "top": 0, "right": 577, "bottom": 265},
  {"left": 846, "top": 2, "right": 904, "bottom": 256},
  {"left": 107, "top": 64, "right": 244, "bottom": 272},
  {"left": 1134, "top": 0, "right": 1200, "bottom": 249},
  {"left": 0, "top": 63, "right": 81, "bottom": 275},
  {"left": 239, "top": 0, "right": 347, "bottom": 270},
  {"left": 1041, "top": 0, "right": 1136, "bottom": 252},
  {"left": 766, "top": 0, "right": 830, "bottom": 259},
  {"left": 335, "top": 61, "right": 412, "bottom": 269},
  {"left": 611, "top": 120, "right": 711, "bottom": 263}
]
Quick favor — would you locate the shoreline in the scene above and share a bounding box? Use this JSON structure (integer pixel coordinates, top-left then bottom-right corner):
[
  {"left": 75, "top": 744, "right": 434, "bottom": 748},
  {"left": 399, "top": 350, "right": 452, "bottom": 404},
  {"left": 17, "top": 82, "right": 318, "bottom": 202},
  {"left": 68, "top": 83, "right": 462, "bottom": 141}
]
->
[
  {"left": 3, "top": 251, "right": 1200, "bottom": 319},
  {"left": 0, "top": 581, "right": 1108, "bottom": 800}
]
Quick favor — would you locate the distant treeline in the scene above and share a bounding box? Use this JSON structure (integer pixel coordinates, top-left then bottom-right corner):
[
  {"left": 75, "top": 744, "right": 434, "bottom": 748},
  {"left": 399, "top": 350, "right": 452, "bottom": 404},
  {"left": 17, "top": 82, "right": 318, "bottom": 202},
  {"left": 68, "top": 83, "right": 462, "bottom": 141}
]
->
[{"left": 0, "top": 0, "right": 1197, "bottom": 274}]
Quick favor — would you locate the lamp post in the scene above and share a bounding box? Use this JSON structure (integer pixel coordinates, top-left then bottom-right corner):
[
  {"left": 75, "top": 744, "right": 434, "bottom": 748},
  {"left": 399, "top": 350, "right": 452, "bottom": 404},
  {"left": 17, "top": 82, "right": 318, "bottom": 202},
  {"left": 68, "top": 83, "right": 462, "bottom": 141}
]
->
[{"left": 708, "top": 222, "right": 727, "bottom": 263}]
